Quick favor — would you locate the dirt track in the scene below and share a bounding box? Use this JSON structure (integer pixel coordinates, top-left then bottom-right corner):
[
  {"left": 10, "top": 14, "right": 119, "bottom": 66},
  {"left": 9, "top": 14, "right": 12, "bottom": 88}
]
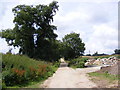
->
[{"left": 40, "top": 66, "right": 101, "bottom": 88}]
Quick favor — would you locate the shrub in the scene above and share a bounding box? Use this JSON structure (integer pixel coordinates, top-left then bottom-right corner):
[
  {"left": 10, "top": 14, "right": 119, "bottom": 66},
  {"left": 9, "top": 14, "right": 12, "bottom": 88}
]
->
[
  {"left": 68, "top": 57, "right": 88, "bottom": 68},
  {"left": 2, "top": 53, "right": 57, "bottom": 87},
  {"left": 53, "top": 61, "right": 60, "bottom": 68}
]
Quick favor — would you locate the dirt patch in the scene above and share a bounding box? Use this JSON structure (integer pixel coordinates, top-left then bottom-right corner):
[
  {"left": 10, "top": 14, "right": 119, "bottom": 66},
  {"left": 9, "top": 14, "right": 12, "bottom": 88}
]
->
[
  {"left": 88, "top": 62, "right": 120, "bottom": 88},
  {"left": 89, "top": 75, "right": 118, "bottom": 88},
  {"left": 89, "top": 76, "right": 109, "bottom": 88}
]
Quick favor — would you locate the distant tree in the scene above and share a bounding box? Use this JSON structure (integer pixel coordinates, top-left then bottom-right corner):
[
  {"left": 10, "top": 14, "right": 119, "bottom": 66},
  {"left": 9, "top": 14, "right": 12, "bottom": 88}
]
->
[
  {"left": 114, "top": 49, "right": 120, "bottom": 54},
  {"left": 86, "top": 54, "right": 91, "bottom": 56},
  {"left": 62, "top": 32, "right": 85, "bottom": 59},
  {"left": 92, "top": 52, "right": 108, "bottom": 56},
  {"left": 98, "top": 53, "right": 108, "bottom": 56},
  {"left": 92, "top": 52, "right": 99, "bottom": 56}
]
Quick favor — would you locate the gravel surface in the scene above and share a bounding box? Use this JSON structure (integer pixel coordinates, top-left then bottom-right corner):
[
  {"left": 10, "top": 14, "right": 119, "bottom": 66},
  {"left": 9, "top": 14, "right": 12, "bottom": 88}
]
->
[{"left": 40, "top": 66, "right": 101, "bottom": 88}]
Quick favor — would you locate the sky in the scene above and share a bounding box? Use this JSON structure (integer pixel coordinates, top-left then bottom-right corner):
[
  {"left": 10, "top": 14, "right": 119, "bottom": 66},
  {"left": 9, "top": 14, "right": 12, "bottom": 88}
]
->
[{"left": 0, "top": 0, "right": 119, "bottom": 55}]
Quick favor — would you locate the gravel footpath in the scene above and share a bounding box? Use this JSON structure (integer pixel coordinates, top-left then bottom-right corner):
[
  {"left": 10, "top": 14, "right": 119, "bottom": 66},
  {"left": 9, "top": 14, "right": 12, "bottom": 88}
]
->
[{"left": 40, "top": 66, "right": 101, "bottom": 88}]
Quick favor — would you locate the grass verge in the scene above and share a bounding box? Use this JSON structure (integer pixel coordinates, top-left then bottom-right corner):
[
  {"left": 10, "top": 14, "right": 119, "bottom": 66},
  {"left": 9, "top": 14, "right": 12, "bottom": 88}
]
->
[{"left": 88, "top": 72, "right": 119, "bottom": 88}]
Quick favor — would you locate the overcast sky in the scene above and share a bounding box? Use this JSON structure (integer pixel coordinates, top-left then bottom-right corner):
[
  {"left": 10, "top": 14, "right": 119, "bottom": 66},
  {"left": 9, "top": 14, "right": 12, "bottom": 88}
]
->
[{"left": 0, "top": 0, "right": 119, "bottom": 55}]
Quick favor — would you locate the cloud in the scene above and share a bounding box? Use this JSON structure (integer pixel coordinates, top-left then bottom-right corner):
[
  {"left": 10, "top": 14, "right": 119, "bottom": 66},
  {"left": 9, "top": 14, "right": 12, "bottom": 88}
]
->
[
  {"left": 53, "top": 1, "right": 118, "bottom": 54},
  {"left": 0, "top": 38, "right": 9, "bottom": 53},
  {"left": 0, "top": 0, "right": 118, "bottom": 54},
  {"left": 55, "top": 11, "right": 89, "bottom": 23},
  {"left": 93, "top": 24, "right": 117, "bottom": 40},
  {"left": 0, "top": 2, "right": 17, "bottom": 30},
  {"left": 0, "top": 2, "right": 7, "bottom": 20},
  {"left": 85, "top": 24, "right": 118, "bottom": 54}
]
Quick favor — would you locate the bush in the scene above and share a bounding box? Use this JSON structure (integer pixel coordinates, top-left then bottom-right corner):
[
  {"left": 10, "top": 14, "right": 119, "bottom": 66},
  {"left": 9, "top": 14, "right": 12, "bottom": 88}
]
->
[
  {"left": 76, "top": 61, "right": 84, "bottom": 68},
  {"left": 2, "top": 82, "right": 6, "bottom": 88},
  {"left": 68, "top": 57, "right": 88, "bottom": 68},
  {"left": 2, "top": 53, "right": 57, "bottom": 87},
  {"left": 53, "top": 61, "right": 60, "bottom": 68}
]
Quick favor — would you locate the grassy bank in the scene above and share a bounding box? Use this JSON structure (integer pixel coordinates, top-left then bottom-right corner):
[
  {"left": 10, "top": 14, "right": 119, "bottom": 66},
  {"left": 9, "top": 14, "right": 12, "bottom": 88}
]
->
[
  {"left": 2, "top": 53, "right": 59, "bottom": 88},
  {"left": 88, "top": 72, "right": 119, "bottom": 88}
]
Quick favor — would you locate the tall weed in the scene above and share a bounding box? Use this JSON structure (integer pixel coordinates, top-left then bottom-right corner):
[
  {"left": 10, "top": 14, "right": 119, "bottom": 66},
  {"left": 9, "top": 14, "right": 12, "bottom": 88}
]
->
[{"left": 2, "top": 53, "right": 57, "bottom": 87}]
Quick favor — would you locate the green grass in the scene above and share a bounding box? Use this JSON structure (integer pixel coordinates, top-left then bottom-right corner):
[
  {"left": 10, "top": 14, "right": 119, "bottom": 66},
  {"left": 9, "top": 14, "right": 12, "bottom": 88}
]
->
[
  {"left": 92, "top": 54, "right": 120, "bottom": 59},
  {"left": 25, "top": 81, "right": 42, "bottom": 88},
  {"left": 88, "top": 72, "right": 119, "bottom": 81},
  {"left": 2, "top": 53, "right": 48, "bottom": 71},
  {"left": 88, "top": 72, "right": 119, "bottom": 88},
  {"left": 2, "top": 53, "right": 59, "bottom": 88}
]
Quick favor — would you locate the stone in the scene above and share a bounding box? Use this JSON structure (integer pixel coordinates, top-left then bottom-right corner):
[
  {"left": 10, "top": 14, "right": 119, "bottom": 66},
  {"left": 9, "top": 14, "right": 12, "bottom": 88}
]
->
[{"left": 85, "top": 56, "right": 119, "bottom": 67}]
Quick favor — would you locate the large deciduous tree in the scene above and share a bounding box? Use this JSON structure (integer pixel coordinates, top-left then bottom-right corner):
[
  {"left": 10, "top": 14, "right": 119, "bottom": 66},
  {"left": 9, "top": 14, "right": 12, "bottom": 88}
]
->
[
  {"left": 0, "top": 1, "right": 59, "bottom": 61},
  {"left": 62, "top": 32, "right": 85, "bottom": 59}
]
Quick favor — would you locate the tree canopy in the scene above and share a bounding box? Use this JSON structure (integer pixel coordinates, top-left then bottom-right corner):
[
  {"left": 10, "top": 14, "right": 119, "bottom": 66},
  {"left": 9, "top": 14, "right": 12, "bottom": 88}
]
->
[
  {"left": 114, "top": 49, "right": 120, "bottom": 54},
  {"left": 0, "top": 2, "right": 86, "bottom": 61},
  {"left": 0, "top": 1, "right": 59, "bottom": 61},
  {"left": 62, "top": 32, "right": 85, "bottom": 59}
]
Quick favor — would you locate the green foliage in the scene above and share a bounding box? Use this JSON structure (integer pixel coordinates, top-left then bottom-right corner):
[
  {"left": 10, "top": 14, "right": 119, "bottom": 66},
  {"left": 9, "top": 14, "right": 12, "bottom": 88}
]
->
[
  {"left": 62, "top": 32, "right": 85, "bottom": 60},
  {"left": 86, "top": 54, "right": 91, "bottom": 56},
  {"left": 92, "top": 52, "right": 108, "bottom": 56},
  {"left": 53, "top": 61, "right": 60, "bottom": 68},
  {"left": 114, "top": 49, "right": 120, "bottom": 54},
  {"left": 93, "top": 56, "right": 107, "bottom": 60},
  {"left": 2, "top": 82, "right": 6, "bottom": 88},
  {"left": 68, "top": 57, "right": 88, "bottom": 68},
  {"left": 0, "top": 2, "right": 86, "bottom": 62},
  {"left": 92, "top": 52, "right": 99, "bottom": 56},
  {"left": 0, "top": 29, "right": 15, "bottom": 46},
  {"left": 0, "top": 1, "right": 59, "bottom": 61},
  {"left": 2, "top": 53, "right": 58, "bottom": 87}
]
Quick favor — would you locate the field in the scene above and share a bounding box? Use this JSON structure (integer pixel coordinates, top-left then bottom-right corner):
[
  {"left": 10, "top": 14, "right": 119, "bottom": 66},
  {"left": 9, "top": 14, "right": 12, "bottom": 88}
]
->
[{"left": 82, "top": 54, "right": 120, "bottom": 59}]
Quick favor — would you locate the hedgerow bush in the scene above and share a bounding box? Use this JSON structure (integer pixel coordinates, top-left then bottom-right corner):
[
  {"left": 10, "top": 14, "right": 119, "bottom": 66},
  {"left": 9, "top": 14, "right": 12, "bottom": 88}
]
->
[
  {"left": 2, "top": 53, "right": 58, "bottom": 87},
  {"left": 68, "top": 57, "right": 88, "bottom": 68}
]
